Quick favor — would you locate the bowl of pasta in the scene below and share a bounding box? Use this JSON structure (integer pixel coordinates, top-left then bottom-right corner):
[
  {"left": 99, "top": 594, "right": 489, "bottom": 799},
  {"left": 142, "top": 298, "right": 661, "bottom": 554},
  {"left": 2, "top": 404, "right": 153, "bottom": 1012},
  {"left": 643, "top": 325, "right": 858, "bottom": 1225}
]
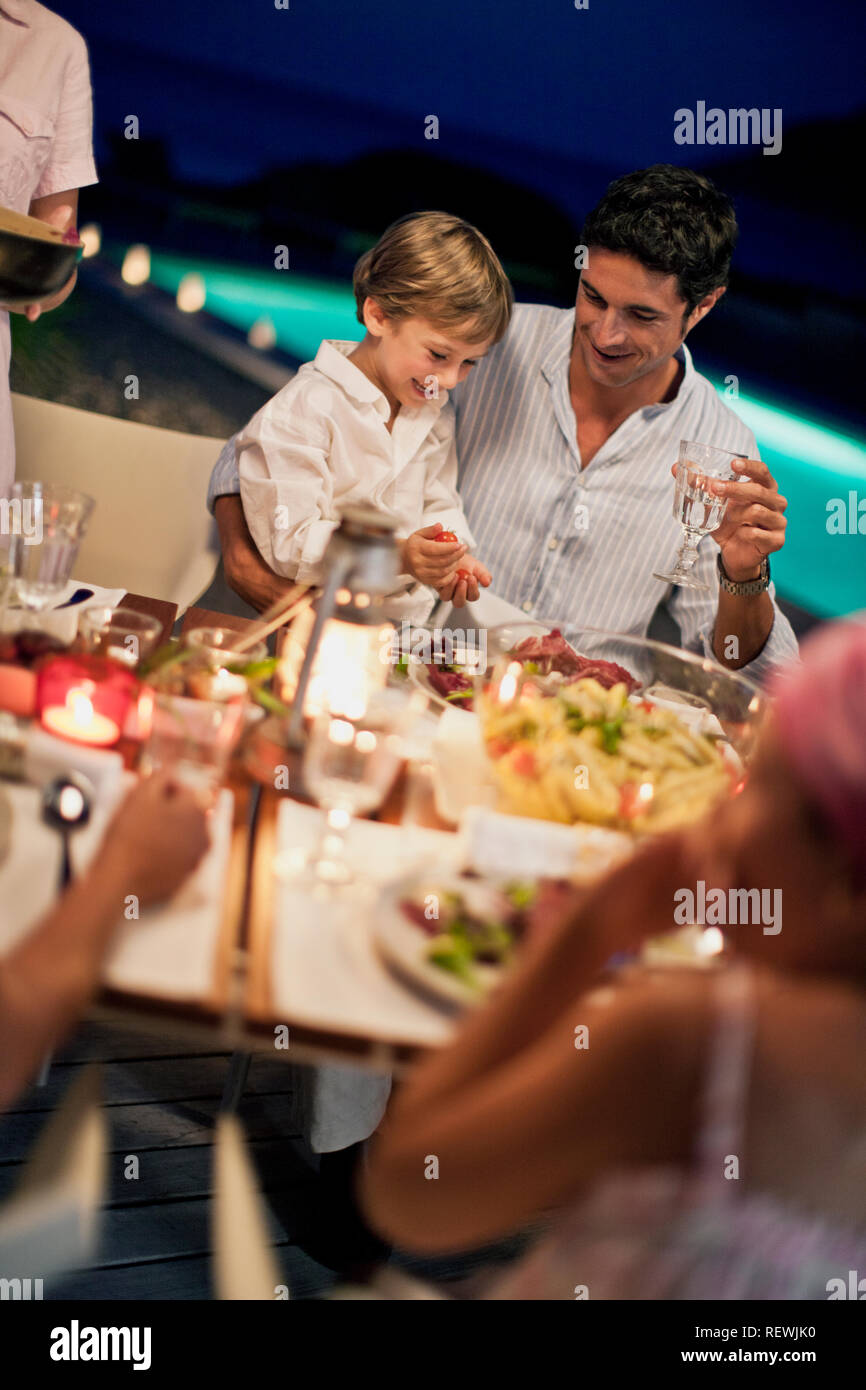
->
[{"left": 476, "top": 625, "right": 767, "bottom": 835}]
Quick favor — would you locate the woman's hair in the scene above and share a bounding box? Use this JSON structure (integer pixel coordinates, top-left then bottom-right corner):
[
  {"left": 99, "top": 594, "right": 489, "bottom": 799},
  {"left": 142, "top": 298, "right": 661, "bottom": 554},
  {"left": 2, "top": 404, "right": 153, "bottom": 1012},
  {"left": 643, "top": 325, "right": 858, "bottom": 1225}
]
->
[
  {"left": 580, "top": 164, "right": 738, "bottom": 318},
  {"left": 353, "top": 211, "right": 513, "bottom": 344}
]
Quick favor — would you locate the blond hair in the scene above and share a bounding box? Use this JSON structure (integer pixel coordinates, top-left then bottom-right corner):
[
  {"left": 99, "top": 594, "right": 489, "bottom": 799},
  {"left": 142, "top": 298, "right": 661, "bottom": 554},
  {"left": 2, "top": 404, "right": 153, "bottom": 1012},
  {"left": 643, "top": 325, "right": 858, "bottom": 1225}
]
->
[{"left": 353, "top": 211, "right": 513, "bottom": 345}]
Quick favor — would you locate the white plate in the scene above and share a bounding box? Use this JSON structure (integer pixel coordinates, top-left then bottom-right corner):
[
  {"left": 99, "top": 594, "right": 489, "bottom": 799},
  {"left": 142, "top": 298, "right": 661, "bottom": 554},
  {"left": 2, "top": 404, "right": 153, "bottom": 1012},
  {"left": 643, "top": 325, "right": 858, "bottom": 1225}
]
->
[
  {"left": 408, "top": 658, "right": 477, "bottom": 715},
  {"left": 373, "top": 873, "right": 512, "bottom": 1009}
]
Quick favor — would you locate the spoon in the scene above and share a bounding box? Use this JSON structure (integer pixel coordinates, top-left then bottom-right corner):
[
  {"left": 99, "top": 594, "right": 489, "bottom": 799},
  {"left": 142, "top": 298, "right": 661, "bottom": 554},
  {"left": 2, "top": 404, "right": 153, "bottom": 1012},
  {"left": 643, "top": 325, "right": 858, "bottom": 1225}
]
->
[
  {"left": 54, "top": 587, "right": 94, "bottom": 609},
  {"left": 41, "top": 773, "right": 94, "bottom": 890}
]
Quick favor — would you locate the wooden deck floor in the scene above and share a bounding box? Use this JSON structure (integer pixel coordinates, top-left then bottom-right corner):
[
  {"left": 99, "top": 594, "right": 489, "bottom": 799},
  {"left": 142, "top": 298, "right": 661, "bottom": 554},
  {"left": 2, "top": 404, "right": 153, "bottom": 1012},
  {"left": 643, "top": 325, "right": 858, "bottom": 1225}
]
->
[{"left": 0, "top": 1020, "right": 340, "bottom": 1300}]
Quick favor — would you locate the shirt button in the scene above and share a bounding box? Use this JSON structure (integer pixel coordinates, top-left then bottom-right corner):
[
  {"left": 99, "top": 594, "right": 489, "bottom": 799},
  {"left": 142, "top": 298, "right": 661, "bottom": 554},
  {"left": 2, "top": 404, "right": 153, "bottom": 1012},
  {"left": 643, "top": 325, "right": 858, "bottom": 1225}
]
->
[
  {"left": 522, "top": 600, "right": 533, "bottom": 613},
  {"left": 548, "top": 537, "right": 559, "bottom": 550}
]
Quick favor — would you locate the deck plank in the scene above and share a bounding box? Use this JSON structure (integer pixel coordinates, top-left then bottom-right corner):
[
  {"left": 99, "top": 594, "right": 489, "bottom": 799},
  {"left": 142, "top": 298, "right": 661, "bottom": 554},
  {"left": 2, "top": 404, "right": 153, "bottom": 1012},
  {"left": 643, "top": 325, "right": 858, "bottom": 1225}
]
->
[{"left": 4, "top": 1055, "right": 295, "bottom": 1114}]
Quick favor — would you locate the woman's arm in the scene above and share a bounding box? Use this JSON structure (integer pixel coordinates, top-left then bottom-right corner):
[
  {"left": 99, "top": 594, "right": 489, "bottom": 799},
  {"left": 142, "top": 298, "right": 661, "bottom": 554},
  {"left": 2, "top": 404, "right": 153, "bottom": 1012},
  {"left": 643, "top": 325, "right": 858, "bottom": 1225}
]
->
[
  {"left": 0, "top": 776, "right": 209, "bottom": 1112},
  {"left": 361, "top": 838, "right": 711, "bottom": 1252}
]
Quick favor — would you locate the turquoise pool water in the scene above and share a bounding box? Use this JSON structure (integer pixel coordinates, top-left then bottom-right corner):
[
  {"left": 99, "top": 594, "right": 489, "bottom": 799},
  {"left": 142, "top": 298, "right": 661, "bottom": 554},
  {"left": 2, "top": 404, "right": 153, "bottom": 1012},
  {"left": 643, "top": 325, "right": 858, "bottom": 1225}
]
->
[{"left": 144, "top": 251, "right": 866, "bottom": 619}]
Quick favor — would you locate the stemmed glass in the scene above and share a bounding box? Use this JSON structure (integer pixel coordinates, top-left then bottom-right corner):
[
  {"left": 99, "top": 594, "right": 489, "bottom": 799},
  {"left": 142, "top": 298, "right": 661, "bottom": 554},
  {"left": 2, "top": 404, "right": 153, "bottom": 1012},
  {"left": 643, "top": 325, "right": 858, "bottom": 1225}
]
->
[
  {"left": 653, "top": 440, "right": 743, "bottom": 592},
  {"left": 275, "top": 691, "right": 409, "bottom": 892}
]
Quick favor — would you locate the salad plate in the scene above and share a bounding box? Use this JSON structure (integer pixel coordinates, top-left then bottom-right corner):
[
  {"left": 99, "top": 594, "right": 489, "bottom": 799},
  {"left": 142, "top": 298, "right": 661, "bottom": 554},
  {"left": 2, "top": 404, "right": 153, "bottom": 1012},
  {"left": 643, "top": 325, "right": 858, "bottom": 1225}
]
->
[{"left": 373, "top": 871, "right": 547, "bottom": 1007}]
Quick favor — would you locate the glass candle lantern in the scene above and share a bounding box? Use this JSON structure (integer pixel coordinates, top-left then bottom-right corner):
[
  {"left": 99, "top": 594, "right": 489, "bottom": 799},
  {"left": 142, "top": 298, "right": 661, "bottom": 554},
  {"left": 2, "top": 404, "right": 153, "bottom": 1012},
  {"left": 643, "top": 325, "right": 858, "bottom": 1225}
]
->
[
  {"left": 279, "top": 602, "right": 393, "bottom": 724},
  {"left": 279, "top": 507, "right": 400, "bottom": 747},
  {"left": 36, "top": 653, "right": 139, "bottom": 747}
]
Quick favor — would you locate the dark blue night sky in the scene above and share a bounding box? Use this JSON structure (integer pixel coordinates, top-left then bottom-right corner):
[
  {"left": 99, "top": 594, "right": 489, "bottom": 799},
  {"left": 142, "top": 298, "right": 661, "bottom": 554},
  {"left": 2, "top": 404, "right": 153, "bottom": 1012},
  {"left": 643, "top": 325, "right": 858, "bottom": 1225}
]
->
[{"left": 51, "top": 0, "right": 862, "bottom": 179}]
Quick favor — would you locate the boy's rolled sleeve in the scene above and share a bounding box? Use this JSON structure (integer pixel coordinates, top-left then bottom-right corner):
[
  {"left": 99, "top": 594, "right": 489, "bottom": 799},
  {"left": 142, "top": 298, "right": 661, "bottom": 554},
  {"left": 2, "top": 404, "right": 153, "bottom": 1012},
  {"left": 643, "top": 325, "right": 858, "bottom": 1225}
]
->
[{"left": 237, "top": 404, "right": 338, "bottom": 583}]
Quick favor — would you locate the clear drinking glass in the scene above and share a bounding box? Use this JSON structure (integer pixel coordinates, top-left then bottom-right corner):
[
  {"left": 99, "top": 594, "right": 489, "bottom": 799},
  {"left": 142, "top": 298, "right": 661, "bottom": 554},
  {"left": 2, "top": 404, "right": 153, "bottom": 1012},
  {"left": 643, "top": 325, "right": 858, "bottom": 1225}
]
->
[
  {"left": 653, "top": 440, "right": 743, "bottom": 592},
  {"left": 78, "top": 605, "right": 163, "bottom": 667},
  {"left": 8, "top": 481, "right": 95, "bottom": 612},
  {"left": 139, "top": 692, "right": 245, "bottom": 804}
]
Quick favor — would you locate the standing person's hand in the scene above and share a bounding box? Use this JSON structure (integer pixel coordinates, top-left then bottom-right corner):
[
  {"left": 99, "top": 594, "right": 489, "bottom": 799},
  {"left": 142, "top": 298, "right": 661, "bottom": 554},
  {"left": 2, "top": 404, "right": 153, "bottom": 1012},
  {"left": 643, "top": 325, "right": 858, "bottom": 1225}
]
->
[
  {"left": 96, "top": 773, "right": 211, "bottom": 909},
  {"left": 5, "top": 203, "right": 77, "bottom": 322}
]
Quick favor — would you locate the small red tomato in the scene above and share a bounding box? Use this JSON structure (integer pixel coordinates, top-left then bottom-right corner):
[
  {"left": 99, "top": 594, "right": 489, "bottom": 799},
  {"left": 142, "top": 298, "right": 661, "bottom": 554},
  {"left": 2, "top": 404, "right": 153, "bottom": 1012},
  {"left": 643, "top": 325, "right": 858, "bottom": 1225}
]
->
[
  {"left": 511, "top": 747, "right": 537, "bottom": 777},
  {"left": 436, "top": 530, "right": 459, "bottom": 543},
  {"left": 455, "top": 568, "right": 471, "bottom": 582}
]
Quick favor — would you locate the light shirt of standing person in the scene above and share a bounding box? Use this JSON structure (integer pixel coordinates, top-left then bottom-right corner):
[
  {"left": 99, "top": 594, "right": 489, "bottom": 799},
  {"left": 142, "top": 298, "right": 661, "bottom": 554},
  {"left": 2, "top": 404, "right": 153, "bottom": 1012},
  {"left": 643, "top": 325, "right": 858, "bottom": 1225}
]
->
[{"left": 0, "top": 0, "right": 98, "bottom": 494}]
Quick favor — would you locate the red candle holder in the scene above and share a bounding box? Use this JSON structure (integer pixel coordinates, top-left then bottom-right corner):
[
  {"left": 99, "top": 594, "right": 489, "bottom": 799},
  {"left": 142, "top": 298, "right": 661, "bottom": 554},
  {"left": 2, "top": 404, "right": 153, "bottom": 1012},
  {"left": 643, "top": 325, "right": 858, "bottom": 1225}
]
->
[{"left": 36, "top": 654, "right": 139, "bottom": 748}]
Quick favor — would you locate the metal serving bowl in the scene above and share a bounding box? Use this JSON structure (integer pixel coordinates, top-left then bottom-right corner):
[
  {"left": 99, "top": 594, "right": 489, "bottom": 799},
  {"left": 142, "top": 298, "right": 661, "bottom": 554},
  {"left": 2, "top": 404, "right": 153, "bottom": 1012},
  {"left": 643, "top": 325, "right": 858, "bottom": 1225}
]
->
[{"left": 0, "top": 205, "right": 83, "bottom": 308}]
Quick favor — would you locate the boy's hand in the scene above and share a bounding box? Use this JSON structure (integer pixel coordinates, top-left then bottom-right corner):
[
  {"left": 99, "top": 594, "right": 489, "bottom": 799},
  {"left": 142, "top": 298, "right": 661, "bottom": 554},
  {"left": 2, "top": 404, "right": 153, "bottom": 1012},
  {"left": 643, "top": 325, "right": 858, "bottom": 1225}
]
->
[
  {"left": 436, "top": 553, "right": 492, "bottom": 607},
  {"left": 399, "top": 524, "right": 468, "bottom": 588}
]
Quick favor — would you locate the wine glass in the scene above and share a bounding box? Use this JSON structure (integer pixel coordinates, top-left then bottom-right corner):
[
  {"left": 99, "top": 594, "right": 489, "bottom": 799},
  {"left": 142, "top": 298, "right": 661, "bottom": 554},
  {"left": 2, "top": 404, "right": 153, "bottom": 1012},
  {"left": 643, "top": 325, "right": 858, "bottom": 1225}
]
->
[
  {"left": 653, "top": 440, "right": 743, "bottom": 592},
  {"left": 287, "top": 694, "right": 407, "bottom": 888}
]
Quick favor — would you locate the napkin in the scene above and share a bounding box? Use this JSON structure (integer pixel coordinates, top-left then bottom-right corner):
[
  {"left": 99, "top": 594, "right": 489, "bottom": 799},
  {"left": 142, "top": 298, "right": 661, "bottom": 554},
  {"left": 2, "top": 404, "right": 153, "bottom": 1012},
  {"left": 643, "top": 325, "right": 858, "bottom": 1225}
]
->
[
  {"left": 457, "top": 806, "right": 633, "bottom": 882},
  {"left": 23, "top": 725, "right": 125, "bottom": 800},
  {"left": 2, "top": 582, "right": 128, "bottom": 646}
]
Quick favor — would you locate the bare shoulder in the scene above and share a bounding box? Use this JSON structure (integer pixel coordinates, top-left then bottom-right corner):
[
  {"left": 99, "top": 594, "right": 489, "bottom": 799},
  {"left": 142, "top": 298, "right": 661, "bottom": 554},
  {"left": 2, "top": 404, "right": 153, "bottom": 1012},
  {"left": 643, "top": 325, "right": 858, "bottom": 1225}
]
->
[
  {"left": 577, "top": 968, "right": 719, "bottom": 1164},
  {"left": 751, "top": 968, "right": 866, "bottom": 1079}
]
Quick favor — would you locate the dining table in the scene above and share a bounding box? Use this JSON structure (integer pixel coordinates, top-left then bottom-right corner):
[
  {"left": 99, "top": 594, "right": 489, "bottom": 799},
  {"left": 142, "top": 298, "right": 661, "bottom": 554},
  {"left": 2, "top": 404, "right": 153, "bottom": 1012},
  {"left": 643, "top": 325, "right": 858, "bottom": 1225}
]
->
[{"left": 52, "top": 590, "right": 461, "bottom": 1076}]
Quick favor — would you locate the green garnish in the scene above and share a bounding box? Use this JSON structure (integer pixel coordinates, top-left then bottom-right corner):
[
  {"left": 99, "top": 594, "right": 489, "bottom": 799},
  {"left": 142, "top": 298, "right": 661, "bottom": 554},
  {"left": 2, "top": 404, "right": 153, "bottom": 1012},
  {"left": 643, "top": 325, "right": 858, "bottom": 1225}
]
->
[
  {"left": 522, "top": 661, "right": 540, "bottom": 674},
  {"left": 445, "top": 688, "right": 474, "bottom": 702},
  {"left": 506, "top": 881, "right": 537, "bottom": 910},
  {"left": 227, "top": 656, "right": 279, "bottom": 681},
  {"left": 428, "top": 936, "right": 479, "bottom": 986},
  {"left": 138, "top": 641, "right": 196, "bottom": 677}
]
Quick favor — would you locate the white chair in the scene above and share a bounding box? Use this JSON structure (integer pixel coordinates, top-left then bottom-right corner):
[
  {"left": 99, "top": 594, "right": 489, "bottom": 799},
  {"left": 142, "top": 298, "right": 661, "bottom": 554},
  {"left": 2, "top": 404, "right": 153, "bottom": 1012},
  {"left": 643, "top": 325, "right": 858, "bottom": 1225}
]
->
[{"left": 11, "top": 393, "right": 223, "bottom": 614}]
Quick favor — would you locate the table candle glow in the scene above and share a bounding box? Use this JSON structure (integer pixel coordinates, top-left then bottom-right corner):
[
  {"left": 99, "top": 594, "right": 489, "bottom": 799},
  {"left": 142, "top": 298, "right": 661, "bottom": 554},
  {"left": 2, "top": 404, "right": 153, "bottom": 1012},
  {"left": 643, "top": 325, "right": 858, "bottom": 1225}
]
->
[
  {"left": 42, "top": 684, "right": 120, "bottom": 746},
  {"left": 36, "top": 654, "right": 139, "bottom": 748}
]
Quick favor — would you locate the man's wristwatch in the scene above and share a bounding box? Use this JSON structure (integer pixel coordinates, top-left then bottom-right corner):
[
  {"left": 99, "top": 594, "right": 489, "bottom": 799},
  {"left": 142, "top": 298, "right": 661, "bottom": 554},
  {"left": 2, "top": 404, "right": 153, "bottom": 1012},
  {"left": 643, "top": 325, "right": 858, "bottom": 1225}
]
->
[{"left": 717, "top": 552, "right": 770, "bottom": 596}]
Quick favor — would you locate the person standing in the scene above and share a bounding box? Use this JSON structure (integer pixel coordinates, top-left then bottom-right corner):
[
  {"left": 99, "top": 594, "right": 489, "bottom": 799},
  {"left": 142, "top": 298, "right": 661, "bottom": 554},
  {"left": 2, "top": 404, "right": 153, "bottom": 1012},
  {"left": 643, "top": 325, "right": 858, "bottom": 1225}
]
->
[{"left": 0, "top": 0, "right": 97, "bottom": 493}]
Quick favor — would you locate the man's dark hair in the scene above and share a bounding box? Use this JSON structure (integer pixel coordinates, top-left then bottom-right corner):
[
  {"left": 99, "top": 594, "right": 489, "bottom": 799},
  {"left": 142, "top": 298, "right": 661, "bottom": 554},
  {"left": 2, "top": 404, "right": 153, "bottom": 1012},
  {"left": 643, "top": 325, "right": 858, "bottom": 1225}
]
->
[{"left": 581, "top": 165, "right": 738, "bottom": 317}]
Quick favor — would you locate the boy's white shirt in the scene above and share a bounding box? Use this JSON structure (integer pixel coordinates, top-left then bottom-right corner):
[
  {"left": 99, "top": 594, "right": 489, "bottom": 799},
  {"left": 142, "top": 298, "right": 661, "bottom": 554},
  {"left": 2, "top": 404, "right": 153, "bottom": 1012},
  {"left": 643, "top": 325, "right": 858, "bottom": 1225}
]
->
[{"left": 237, "top": 339, "right": 475, "bottom": 622}]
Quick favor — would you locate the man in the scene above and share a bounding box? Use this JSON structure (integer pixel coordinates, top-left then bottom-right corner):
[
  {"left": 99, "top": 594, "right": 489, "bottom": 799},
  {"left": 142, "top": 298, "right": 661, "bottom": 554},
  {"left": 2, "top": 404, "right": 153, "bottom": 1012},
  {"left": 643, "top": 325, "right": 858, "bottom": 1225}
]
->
[
  {"left": 208, "top": 164, "right": 797, "bottom": 679},
  {"left": 0, "top": 0, "right": 98, "bottom": 491}
]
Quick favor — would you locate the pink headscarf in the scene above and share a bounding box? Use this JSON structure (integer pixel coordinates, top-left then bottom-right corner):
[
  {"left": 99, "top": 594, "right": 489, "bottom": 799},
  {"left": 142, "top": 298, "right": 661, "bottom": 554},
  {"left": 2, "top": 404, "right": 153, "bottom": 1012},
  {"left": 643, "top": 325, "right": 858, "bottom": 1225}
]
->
[{"left": 771, "top": 616, "right": 866, "bottom": 882}]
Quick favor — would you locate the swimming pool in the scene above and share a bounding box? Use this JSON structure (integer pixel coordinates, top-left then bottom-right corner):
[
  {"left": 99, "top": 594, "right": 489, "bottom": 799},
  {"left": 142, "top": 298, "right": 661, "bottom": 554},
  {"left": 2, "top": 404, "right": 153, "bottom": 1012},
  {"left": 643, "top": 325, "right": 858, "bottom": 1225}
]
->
[{"left": 144, "top": 250, "right": 866, "bottom": 619}]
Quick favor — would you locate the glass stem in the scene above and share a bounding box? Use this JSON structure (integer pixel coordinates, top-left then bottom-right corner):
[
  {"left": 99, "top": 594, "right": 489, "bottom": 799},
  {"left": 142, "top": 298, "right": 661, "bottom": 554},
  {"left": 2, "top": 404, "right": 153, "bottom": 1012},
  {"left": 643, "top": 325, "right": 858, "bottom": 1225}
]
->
[
  {"left": 312, "top": 804, "right": 353, "bottom": 879},
  {"left": 679, "top": 529, "right": 702, "bottom": 571}
]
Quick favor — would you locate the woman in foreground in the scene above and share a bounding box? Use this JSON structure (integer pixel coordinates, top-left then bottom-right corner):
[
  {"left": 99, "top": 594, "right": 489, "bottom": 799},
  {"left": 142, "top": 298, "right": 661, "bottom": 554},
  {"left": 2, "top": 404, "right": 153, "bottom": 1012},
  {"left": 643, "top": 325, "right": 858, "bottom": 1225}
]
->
[{"left": 361, "top": 619, "right": 866, "bottom": 1299}]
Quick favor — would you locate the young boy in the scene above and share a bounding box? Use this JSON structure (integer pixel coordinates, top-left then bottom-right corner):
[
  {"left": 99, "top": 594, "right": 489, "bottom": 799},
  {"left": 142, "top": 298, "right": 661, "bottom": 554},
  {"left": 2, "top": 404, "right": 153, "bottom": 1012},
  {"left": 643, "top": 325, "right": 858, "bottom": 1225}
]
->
[{"left": 238, "top": 211, "right": 513, "bottom": 617}]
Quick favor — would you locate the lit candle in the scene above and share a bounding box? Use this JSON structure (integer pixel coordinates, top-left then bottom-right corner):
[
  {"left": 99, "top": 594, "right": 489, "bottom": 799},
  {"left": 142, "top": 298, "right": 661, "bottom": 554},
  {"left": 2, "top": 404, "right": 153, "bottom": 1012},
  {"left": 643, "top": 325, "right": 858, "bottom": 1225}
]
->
[
  {"left": 42, "top": 683, "right": 120, "bottom": 746},
  {"left": 36, "top": 655, "right": 137, "bottom": 748},
  {"left": 278, "top": 609, "right": 390, "bottom": 720}
]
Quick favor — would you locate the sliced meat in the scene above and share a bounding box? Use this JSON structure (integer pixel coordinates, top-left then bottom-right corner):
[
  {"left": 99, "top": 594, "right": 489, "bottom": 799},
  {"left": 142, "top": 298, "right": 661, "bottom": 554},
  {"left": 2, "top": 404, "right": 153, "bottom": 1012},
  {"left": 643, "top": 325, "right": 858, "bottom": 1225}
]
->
[
  {"left": 427, "top": 664, "right": 475, "bottom": 707},
  {"left": 573, "top": 657, "right": 640, "bottom": 693},
  {"left": 511, "top": 628, "right": 584, "bottom": 675},
  {"left": 511, "top": 629, "right": 639, "bottom": 691}
]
